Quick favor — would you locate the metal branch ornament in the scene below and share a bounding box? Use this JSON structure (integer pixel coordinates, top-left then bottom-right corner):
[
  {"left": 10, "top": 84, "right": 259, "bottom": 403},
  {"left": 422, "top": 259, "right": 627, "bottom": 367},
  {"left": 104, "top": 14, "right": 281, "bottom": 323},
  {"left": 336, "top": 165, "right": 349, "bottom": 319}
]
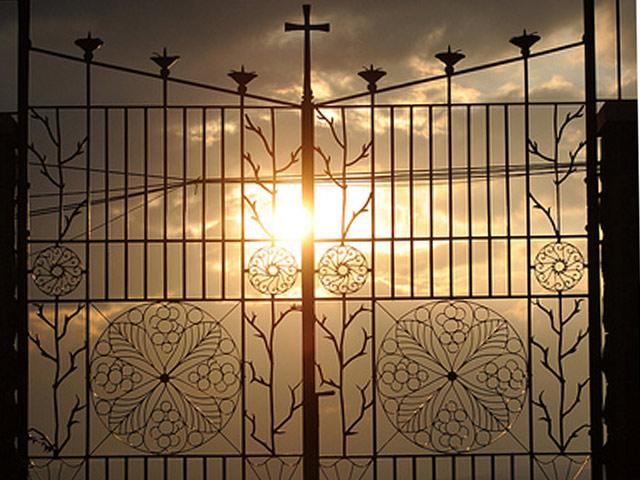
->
[
  {"left": 377, "top": 301, "right": 527, "bottom": 453},
  {"left": 32, "top": 245, "right": 83, "bottom": 296},
  {"left": 248, "top": 245, "right": 299, "bottom": 295},
  {"left": 91, "top": 302, "right": 240, "bottom": 454}
]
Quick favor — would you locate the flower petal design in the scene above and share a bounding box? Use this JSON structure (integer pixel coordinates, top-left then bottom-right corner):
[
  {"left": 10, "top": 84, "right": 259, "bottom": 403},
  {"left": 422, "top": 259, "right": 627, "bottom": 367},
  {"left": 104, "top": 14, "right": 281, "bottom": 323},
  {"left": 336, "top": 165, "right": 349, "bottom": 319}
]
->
[
  {"left": 377, "top": 300, "right": 527, "bottom": 453},
  {"left": 91, "top": 302, "right": 240, "bottom": 454}
]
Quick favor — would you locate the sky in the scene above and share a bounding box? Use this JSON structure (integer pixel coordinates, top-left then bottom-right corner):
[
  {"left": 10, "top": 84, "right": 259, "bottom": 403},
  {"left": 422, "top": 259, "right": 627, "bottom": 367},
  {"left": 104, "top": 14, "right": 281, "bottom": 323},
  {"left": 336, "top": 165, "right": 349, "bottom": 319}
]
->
[
  {"left": 0, "top": 0, "right": 637, "bottom": 109},
  {"left": 5, "top": 1, "right": 637, "bottom": 477}
]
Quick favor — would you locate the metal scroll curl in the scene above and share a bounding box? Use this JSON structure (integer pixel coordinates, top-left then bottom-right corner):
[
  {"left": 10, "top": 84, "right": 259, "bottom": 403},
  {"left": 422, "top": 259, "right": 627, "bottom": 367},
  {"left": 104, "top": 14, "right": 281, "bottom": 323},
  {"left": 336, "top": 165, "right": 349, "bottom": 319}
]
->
[
  {"left": 90, "top": 302, "right": 241, "bottom": 454},
  {"left": 377, "top": 300, "right": 527, "bottom": 453},
  {"left": 533, "top": 241, "right": 585, "bottom": 292},
  {"left": 317, "top": 244, "right": 368, "bottom": 295},
  {"left": 32, "top": 245, "right": 83, "bottom": 297},
  {"left": 247, "top": 245, "right": 299, "bottom": 296}
]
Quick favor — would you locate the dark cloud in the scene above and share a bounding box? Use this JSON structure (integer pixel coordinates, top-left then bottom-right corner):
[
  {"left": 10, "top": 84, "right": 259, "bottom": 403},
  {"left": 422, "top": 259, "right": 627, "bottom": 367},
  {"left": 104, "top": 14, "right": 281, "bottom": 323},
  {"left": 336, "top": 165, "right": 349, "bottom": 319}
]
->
[{"left": 0, "top": 0, "right": 633, "bottom": 108}]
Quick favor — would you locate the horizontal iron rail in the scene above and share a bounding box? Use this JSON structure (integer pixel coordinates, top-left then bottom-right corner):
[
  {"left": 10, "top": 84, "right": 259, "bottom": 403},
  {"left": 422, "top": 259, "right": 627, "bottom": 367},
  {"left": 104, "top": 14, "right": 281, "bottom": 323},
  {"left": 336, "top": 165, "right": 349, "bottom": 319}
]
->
[
  {"left": 318, "top": 40, "right": 585, "bottom": 106},
  {"left": 29, "top": 46, "right": 299, "bottom": 107},
  {"left": 27, "top": 294, "right": 590, "bottom": 304}
]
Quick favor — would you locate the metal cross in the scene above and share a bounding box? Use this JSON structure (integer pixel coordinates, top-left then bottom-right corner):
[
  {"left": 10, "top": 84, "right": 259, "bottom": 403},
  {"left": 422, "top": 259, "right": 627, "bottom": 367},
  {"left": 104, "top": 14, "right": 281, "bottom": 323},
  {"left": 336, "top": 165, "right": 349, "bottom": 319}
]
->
[
  {"left": 285, "top": 4, "right": 330, "bottom": 103},
  {"left": 284, "top": 5, "right": 329, "bottom": 480}
]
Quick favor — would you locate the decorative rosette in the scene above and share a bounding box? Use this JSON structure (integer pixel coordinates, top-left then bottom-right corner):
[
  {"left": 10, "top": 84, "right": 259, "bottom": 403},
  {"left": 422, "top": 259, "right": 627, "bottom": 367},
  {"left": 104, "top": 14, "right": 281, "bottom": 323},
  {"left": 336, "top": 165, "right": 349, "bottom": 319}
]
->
[
  {"left": 32, "top": 245, "right": 83, "bottom": 296},
  {"left": 247, "top": 246, "right": 299, "bottom": 295},
  {"left": 318, "top": 244, "right": 368, "bottom": 295},
  {"left": 91, "top": 302, "right": 240, "bottom": 453},
  {"left": 533, "top": 241, "right": 585, "bottom": 292},
  {"left": 378, "top": 300, "right": 527, "bottom": 453}
]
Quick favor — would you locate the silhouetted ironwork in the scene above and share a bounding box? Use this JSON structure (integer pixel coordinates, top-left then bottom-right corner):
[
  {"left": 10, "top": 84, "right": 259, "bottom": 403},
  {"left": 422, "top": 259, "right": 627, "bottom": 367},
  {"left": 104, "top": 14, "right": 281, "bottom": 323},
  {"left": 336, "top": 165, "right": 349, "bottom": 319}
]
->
[{"left": 11, "top": 1, "right": 623, "bottom": 479}]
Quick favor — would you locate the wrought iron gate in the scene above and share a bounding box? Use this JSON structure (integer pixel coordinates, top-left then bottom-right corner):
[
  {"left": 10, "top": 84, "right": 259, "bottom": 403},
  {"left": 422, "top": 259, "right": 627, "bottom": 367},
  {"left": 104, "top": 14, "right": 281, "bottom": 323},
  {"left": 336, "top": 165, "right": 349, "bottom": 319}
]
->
[{"left": 14, "top": 1, "right": 631, "bottom": 479}]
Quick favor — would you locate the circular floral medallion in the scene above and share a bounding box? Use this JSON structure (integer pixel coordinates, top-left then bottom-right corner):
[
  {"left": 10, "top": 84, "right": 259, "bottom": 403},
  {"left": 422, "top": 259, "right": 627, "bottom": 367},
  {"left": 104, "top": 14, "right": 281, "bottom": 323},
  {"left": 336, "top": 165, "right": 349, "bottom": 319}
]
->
[
  {"left": 247, "top": 246, "right": 299, "bottom": 296},
  {"left": 377, "top": 300, "right": 527, "bottom": 453},
  {"left": 533, "top": 242, "right": 585, "bottom": 292},
  {"left": 318, "top": 245, "right": 368, "bottom": 295},
  {"left": 91, "top": 302, "right": 240, "bottom": 454},
  {"left": 32, "top": 245, "right": 83, "bottom": 297}
]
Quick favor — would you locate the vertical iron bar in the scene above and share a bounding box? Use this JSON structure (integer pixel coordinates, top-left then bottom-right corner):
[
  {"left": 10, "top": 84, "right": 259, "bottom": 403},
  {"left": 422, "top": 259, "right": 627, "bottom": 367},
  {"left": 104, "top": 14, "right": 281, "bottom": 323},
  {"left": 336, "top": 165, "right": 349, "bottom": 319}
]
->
[
  {"left": 124, "top": 108, "right": 129, "bottom": 299},
  {"left": 409, "top": 107, "right": 415, "bottom": 297},
  {"left": 182, "top": 107, "right": 187, "bottom": 298},
  {"left": 162, "top": 77, "right": 168, "bottom": 299},
  {"left": 451, "top": 455, "right": 456, "bottom": 479},
  {"left": 220, "top": 109, "right": 225, "bottom": 298},
  {"left": 485, "top": 106, "right": 493, "bottom": 296},
  {"left": 239, "top": 99, "right": 247, "bottom": 480},
  {"left": 467, "top": 106, "right": 473, "bottom": 297},
  {"left": 447, "top": 76, "right": 454, "bottom": 297},
  {"left": 83, "top": 40, "right": 92, "bottom": 480},
  {"left": 201, "top": 108, "right": 206, "bottom": 298},
  {"left": 301, "top": 73, "right": 319, "bottom": 480},
  {"left": 143, "top": 108, "right": 149, "bottom": 299},
  {"left": 522, "top": 49, "right": 535, "bottom": 480},
  {"left": 369, "top": 91, "right": 378, "bottom": 479},
  {"left": 616, "top": 0, "right": 622, "bottom": 100},
  {"left": 510, "top": 453, "right": 515, "bottom": 480},
  {"left": 390, "top": 107, "right": 396, "bottom": 297},
  {"left": 428, "top": 106, "right": 434, "bottom": 298},
  {"left": 17, "top": 1, "right": 30, "bottom": 478},
  {"left": 104, "top": 108, "right": 109, "bottom": 299},
  {"left": 584, "top": 0, "right": 604, "bottom": 478},
  {"left": 504, "top": 106, "right": 512, "bottom": 296},
  {"left": 471, "top": 455, "right": 476, "bottom": 480},
  {"left": 490, "top": 454, "right": 495, "bottom": 480}
]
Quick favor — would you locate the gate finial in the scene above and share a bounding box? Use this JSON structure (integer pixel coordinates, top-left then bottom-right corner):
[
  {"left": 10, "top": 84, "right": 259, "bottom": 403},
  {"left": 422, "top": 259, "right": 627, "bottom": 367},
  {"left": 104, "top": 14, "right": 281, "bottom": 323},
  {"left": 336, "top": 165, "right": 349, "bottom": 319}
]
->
[
  {"left": 229, "top": 66, "right": 258, "bottom": 94},
  {"left": 358, "top": 65, "right": 386, "bottom": 93},
  {"left": 435, "top": 46, "right": 465, "bottom": 75},
  {"left": 74, "top": 32, "right": 103, "bottom": 62},
  {"left": 151, "top": 47, "right": 180, "bottom": 78},
  {"left": 510, "top": 30, "right": 541, "bottom": 57}
]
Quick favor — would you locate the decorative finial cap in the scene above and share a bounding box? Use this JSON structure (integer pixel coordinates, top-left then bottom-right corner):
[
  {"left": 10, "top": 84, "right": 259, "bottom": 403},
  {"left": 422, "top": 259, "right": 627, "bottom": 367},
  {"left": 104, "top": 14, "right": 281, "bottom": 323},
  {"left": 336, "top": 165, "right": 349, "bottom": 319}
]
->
[
  {"left": 435, "top": 46, "right": 465, "bottom": 75},
  {"left": 358, "top": 64, "right": 387, "bottom": 93},
  {"left": 151, "top": 47, "right": 180, "bottom": 78},
  {"left": 509, "top": 30, "right": 541, "bottom": 57},
  {"left": 228, "top": 65, "right": 258, "bottom": 94},
  {"left": 74, "top": 32, "right": 103, "bottom": 62}
]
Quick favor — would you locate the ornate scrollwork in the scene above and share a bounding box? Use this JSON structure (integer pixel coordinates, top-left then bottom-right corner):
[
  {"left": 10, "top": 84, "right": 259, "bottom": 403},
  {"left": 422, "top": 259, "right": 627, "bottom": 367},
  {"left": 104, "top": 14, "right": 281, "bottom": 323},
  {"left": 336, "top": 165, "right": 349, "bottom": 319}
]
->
[
  {"left": 534, "top": 241, "right": 585, "bottom": 292},
  {"left": 247, "top": 246, "right": 299, "bottom": 295},
  {"left": 318, "top": 245, "right": 368, "bottom": 295},
  {"left": 90, "top": 302, "right": 240, "bottom": 454},
  {"left": 32, "top": 245, "right": 83, "bottom": 297},
  {"left": 377, "top": 300, "right": 527, "bottom": 453}
]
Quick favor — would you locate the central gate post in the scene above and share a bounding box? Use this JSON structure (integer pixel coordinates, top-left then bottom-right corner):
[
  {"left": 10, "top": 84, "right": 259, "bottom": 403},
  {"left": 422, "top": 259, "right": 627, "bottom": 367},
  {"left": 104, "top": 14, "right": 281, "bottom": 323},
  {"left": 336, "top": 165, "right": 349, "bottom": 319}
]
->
[{"left": 284, "top": 5, "right": 329, "bottom": 480}]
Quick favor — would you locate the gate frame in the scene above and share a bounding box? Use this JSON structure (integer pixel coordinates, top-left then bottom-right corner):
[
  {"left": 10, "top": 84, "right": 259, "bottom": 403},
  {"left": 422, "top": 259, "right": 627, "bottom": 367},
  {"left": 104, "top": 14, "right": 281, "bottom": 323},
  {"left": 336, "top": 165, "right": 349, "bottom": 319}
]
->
[{"left": 12, "top": 1, "right": 611, "bottom": 479}]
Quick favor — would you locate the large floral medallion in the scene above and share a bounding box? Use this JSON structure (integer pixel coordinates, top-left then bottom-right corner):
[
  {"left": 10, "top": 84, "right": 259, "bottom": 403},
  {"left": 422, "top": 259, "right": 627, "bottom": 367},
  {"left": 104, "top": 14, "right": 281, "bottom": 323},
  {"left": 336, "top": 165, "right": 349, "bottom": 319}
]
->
[
  {"left": 317, "top": 244, "right": 368, "bottom": 295},
  {"left": 91, "top": 302, "right": 240, "bottom": 454},
  {"left": 247, "top": 245, "right": 299, "bottom": 295},
  {"left": 32, "top": 245, "right": 83, "bottom": 296},
  {"left": 533, "top": 241, "right": 585, "bottom": 292},
  {"left": 377, "top": 300, "right": 527, "bottom": 453}
]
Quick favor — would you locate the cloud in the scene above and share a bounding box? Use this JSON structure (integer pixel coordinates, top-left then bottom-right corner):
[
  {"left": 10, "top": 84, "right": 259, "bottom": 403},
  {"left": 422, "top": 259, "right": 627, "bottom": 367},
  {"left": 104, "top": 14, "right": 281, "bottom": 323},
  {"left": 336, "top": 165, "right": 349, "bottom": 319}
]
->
[{"left": 4, "top": 0, "right": 632, "bottom": 109}]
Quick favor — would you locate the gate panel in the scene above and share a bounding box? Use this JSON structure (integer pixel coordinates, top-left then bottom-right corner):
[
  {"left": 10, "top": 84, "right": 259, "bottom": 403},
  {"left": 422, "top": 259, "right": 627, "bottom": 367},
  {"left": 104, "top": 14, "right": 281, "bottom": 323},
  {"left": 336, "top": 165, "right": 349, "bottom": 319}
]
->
[{"left": 17, "top": 3, "right": 628, "bottom": 479}]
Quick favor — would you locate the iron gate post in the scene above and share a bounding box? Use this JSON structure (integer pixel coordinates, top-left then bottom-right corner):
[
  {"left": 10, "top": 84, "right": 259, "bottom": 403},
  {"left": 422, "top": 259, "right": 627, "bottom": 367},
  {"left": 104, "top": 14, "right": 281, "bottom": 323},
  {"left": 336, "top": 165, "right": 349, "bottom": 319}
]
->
[
  {"left": 17, "top": 1, "right": 30, "bottom": 479},
  {"left": 285, "top": 5, "right": 329, "bottom": 479},
  {"left": 583, "top": 1, "right": 604, "bottom": 479}
]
